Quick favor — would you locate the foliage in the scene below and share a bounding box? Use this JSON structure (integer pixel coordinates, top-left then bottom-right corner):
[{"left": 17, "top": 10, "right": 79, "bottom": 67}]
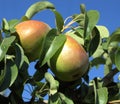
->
[{"left": 0, "top": 1, "right": 120, "bottom": 104}]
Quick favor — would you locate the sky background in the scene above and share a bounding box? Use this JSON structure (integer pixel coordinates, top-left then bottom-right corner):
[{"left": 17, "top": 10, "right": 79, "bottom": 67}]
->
[{"left": 0, "top": 0, "right": 120, "bottom": 101}]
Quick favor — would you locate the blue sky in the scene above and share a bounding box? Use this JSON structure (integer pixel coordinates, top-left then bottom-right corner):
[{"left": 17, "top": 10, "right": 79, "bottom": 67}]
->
[{"left": 0, "top": 0, "right": 120, "bottom": 101}]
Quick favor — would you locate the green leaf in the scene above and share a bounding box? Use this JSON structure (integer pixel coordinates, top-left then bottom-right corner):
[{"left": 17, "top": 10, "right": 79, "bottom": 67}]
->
[
  {"left": 88, "top": 28, "right": 100, "bottom": 56},
  {"left": 0, "top": 36, "right": 16, "bottom": 61},
  {"left": 59, "top": 92, "right": 74, "bottom": 104},
  {"left": 41, "top": 34, "right": 66, "bottom": 66},
  {"left": 39, "top": 29, "right": 57, "bottom": 66},
  {"left": 2, "top": 18, "right": 19, "bottom": 34},
  {"left": 104, "top": 55, "right": 112, "bottom": 75},
  {"left": 33, "top": 63, "right": 48, "bottom": 81},
  {"left": 48, "top": 92, "right": 74, "bottom": 104},
  {"left": 84, "top": 10, "right": 99, "bottom": 39},
  {"left": 0, "top": 30, "right": 2, "bottom": 43},
  {"left": 90, "top": 57, "right": 106, "bottom": 67},
  {"left": 80, "top": 4, "right": 86, "bottom": 14},
  {"left": 25, "top": 1, "right": 55, "bottom": 19},
  {"left": 66, "top": 32, "right": 84, "bottom": 45},
  {"left": 0, "top": 61, "right": 6, "bottom": 86},
  {"left": 95, "top": 25, "right": 109, "bottom": 38},
  {"left": 105, "top": 28, "right": 120, "bottom": 49},
  {"left": 2, "top": 18, "right": 9, "bottom": 33},
  {"left": 0, "top": 59, "right": 18, "bottom": 91},
  {"left": 53, "top": 10, "right": 64, "bottom": 33},
  {"left": 48, "top": 92, "right": 61, "bottom": 104},
  {"left": 115, "top": 48, "right": 120, "bottom": 71},
  {"left": 14, "top": 43, "right": 25, "bottom": 69},
  {"left": 97, "top": 87, "right": 108, "bottom": 104},
  {"left": 45, "top": 72, "right": 59, "bottom": 95},
  {"left": 87, "top": 10, "right": 100, "bottom": 32},
  {"left": 8, "top": 19, "right": 19, "bottom": 33}
]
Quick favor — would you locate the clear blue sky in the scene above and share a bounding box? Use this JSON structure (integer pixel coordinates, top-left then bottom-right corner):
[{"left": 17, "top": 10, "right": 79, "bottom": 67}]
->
[{"left": 0, "top": 0, "right": 120, "bottom": 101}]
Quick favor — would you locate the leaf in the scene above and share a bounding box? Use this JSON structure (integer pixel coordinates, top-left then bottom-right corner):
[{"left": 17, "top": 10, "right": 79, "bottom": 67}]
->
[
  {"left": 0, "top": 59, "right": 18, "bottom": 91},
  {"left": 39, "top": 29, "right": 57, "bottom": 66},
  {"left": 41, "top": 34, "right": 66, "bottom": 66},
  {"left": 39, "top": 29, "right": 66, "bottom": 66},
  {"left": 87, "top": 10, "right": 100, "bottom": 32},
  {"left": 0, "top": 61, "right": 6, "bottom": 86},
  {"left": 25, "top": 1, "right": 55, "bottom": 19},
  {"left": 97, "top": 87, "right": 108, "bottom": 104},
  {"left": 33, "top": 63, "right": 48, "bottom": 81},
  {"left": 88, "top": 28, "right": 100, "bottom": 56},
  {"left": 2, "top": 18, "right": 9, "bottom": 33},
  {"left": 59, "top": 92, "right": 74, "bottom": 104},
  {"left": 95, "top": 25, "right": 109, "bottom": 38},
  {"left": 92, "top": 45, "right": 104, "bottom": 58},
  {"left": 8, "top": 19, "right": 20, "bottom": 33},
  {"left": 115, "top": 48, "right": 120, "bottom": 71},
  {"left": 45, "top": 72, "right": 59, "bottom": 95},
  {"left": 90, "top": 57, "right": 106, "bottom": 67},
  {"left": 2, "top": 18, "right": 19, "bottom": 34},
  {"left": 84, "top": 10, "right": 99, "bottom": 39},
  {"left": 80, "top": 4, "right": 86, "bottom": 14},
  {"left": 48, "top": 92, "right": 74, "bottom": 104},
  {"left": 48, "top": 92, "right": 61, "bottom": 104},
  {"left": 53, "top": 10, "right": 64, "bottom": 33},
  {"left": 0, "top": 30, "right": 2, "bottom": 43},
  {"left": 66, "top": 32, "right": 84, "bottom": 45},
  {"left": 14, "top": 43, "right": 25, "bottom": 69},
  {"left": 105, "top": 28, "right": 120, "bottom": 49},
  {"left": 0, "top": 36, "right": 16, "bottom": 61}
]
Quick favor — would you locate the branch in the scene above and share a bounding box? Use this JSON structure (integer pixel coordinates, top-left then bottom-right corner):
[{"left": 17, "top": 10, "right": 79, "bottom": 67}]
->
[{"left": 102, "top": 67, "right": 119, "bottom": 86}]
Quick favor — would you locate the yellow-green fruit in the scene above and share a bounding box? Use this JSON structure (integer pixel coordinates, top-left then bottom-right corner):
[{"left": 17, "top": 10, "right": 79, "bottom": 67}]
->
[
  {"left": 49, "top": 35, "right": 89, "bottom": 82},
  {"left": 15, "top": 20, "right": 51, "bottom": 61}
]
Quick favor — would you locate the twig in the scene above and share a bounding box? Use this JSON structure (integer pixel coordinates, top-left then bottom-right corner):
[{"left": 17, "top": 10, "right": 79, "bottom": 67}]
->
[{"left": 102, "top": 67, "right": 119, "bottom": 86}]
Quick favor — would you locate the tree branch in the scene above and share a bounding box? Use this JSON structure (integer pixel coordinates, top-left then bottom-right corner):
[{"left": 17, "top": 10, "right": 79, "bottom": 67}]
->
[{"left": 102, "top": 67, "right": 119, "bottom": 86}]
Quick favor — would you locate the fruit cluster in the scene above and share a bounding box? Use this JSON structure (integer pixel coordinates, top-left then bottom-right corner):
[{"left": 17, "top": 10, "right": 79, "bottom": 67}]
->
[{"left": 15, "top": 20, "right": 89, "bottom": 82}]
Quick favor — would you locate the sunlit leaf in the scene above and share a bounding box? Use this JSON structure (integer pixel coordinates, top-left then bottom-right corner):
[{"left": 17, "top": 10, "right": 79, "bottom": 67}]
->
[
  {"left": 95, "top": 25, "right": 109, "bottom": 38},
  {"left": 97, "top": 87, "right": 108, "bottom": 104},
  {"left": 0, "top": 59, "right": 18, "bottom": 91},
  {"left": 53, "top": 10, "right": 64, "bottom": 33},
  {"left": 2, "top": 18, "right": 9, "bottom": 33},
  {"left": 92, "top": 45, "right": 104, "bottom": 58},
  {"left": 87, "top": 10, "right": 100, "bottom": 32},
  {"left": 45, "top": 72, "right": 59, "bottom": 95},
  {"left": 0, "top": 36, "right": 16, "bottom": 61},
  {"left": 84, "top": 10, "right": 99, "bottom": 39},
  {"left": 8, "top": 19, "right": 19, "bottom": 33},
  {"left": 25, "top": 1, "right": 55, "bottom": 19},
  {"left": 115, "top": 48, "right": 120, "bottom": 71}
]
